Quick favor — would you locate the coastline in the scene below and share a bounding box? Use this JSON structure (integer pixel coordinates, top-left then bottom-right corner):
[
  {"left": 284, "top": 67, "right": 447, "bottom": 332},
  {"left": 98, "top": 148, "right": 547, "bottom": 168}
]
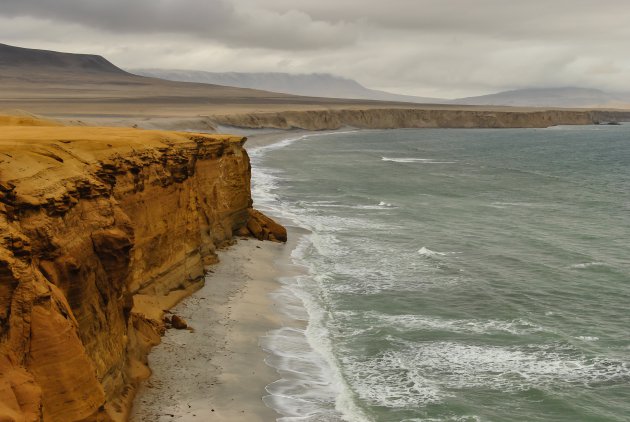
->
[
  {"left": 130, "top": 130, "right": 312, "bottom": 421},
  {"left": 130, "top": 234, "right": 299, "bottom": 421},
  {"left": 0, "top": 118, "right": 276, "bottom": 421}
]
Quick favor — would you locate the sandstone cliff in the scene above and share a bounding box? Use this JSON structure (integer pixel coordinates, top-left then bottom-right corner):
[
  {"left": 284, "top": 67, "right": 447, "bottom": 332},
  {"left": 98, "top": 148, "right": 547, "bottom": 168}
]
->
[
  {"left": 209, "top": 108, "right": 630, "bottom": 130},
  {"left": 0, "top": 117, "right": 284, "bottom": 421}
]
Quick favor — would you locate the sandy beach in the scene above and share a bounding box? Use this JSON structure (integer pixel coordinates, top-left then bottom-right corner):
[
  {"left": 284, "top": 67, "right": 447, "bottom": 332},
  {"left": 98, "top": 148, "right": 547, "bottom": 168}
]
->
[{"left": 130, "top": 226, "right": 304, "bottom": 421}]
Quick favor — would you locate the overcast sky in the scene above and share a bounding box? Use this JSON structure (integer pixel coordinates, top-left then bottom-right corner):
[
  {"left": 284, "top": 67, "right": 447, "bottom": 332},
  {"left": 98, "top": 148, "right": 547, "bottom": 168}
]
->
[{"left": 2, "top": 0, "right": 630, "bottom": 98}]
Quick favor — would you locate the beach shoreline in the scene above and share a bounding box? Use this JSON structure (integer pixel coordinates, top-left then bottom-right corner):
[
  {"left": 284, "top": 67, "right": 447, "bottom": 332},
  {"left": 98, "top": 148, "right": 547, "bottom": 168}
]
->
[
  {"left": 130, "top": 231, "right": 305, "bottom": 421},
  {"left": 130, "top": 130, "right": 319, "bottom": 422}
]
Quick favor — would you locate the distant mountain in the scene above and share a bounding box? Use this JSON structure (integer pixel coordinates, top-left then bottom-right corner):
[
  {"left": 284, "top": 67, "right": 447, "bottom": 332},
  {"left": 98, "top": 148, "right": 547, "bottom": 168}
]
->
[
  {"left": 3, "top": 43, "right": 627, "bottom": 109},
  {"left": 0, "top": 43, "right": 129, "bottom": 76},
  {"left": 131, "top": 69, "right": 444, "bottom": 104},
  {"left": 453, "top": 87, "right": 630, "bottom": 108},
  {"left": 131, "top": 70, "right": 630, "bottom": 109}
]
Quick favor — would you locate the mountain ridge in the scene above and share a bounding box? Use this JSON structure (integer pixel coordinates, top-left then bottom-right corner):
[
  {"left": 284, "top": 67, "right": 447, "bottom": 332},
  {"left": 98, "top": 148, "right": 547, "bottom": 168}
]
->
[
  {"left": 453, "top": 87, "right": 630, "bottom": 108},
  {"left": 0, "top": 43, "right": 129, "bottom": 75},
  {"left": 132, "top": 69, "right": 630, "bottom": 109},
  {"left": 131, "top": 69, "right": 444, "bottom": 104}
]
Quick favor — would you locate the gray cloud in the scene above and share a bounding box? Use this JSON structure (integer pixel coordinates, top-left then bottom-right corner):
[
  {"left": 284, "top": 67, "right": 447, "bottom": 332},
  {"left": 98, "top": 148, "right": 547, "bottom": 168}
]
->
[
  {"left": 1, "top": 0, "right": 234, "bottom": 33},
  {"left": 1, "top": 0, "right": 629, "bottom": 97},
  {"left": 240, "top": 0, "right": 630, "bottom": 39},
  {"left": 0, "top": 0, "right": 356, "bottom": 50}
]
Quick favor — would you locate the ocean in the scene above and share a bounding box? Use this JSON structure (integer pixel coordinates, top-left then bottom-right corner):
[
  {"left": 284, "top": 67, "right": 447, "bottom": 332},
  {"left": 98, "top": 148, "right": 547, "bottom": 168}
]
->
[{"left": 248, "top": 126, "right": 630, "bottom": 422}]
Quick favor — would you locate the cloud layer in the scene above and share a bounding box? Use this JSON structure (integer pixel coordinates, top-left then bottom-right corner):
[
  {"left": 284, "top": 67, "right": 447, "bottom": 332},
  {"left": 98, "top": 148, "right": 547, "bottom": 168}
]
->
[{"left": 2, "top": 0, "right": 629, "bottom": 97}]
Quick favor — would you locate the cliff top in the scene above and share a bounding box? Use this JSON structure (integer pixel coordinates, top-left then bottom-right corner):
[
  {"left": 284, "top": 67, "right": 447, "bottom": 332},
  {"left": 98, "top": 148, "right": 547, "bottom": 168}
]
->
[
  {"left": 0, "top": 114, "right": 243, "bottom": 158},
  {"left": 0, "top": 115, "right": 245, "bottom": 205},
  {"left": 0, "top": 114, "right": 64, "bottom": 127},
  {"left": 0, "top": 113, "right": 262, "bottom": 422}
]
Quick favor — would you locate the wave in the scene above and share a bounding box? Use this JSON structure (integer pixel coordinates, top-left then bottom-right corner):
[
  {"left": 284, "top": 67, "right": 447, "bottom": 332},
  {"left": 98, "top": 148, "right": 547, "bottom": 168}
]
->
[
  {"left": 342, "top": 340, "right": 630, "bottom": 408},
  {"left": 249, "top": 129, "right": 361, "bottom": 157},
  {"left": 262, "top": 256, "right": 370, "bottom": 422},
  {"left": 569, "top": 262, "right": 607, "bottom": 270},
  {"left": 382, "top": 157, "right": 457, "bottom": 164},
  {"left": 261, "top": 326, "right": 339, "bottom": 419},
  {"left": 250, "top": 134, "right": 370, "bottom": 422},
  {"left": 575, "top": 336, "right": 600, "bottom": 341},
  {"left": 304, "top": 200, "right": 395, "bottom": 210},
  {"left": 490, "top": 201, "right": 544, "bottom": 208},
  {"left": 361, "top": 312, "right": 546, "bottom": 336},
  {"left": 418, "top": 246, "right": 446, "bottom": 257},
  {"left": 400, "top": 417, "right": 482, "bottom": 422}
]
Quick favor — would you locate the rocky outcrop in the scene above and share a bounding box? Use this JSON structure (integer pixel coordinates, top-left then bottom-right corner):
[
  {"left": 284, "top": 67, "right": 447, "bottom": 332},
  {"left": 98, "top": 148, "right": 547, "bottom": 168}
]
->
[
  {"left": 0, "top": 118, "right": 284, "bottom": 421},
  {"left": 590, "top": 110, "right": 630, "bottom": 124},
  {"left": 238, "top": 209, "right": 288, "bottom": 242},
  {"left": 169, "top": 315, "right": 188, "bottom": 330},
  {"left": 209, "top": 108, "right": 630, "bottom": 130}
]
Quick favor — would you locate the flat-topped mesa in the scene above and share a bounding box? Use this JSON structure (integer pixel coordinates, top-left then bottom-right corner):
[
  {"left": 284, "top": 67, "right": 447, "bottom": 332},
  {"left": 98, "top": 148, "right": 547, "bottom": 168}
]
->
[
  {"left": 209, "top": 108, "right": 630, "bottom": 130},
  {"left": 0, "top": 117, "right": 285, "bottom": 421}
]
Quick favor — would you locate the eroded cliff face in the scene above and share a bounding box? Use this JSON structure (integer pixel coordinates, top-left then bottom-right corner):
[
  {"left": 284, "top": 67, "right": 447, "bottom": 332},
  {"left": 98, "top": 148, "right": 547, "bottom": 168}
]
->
[
  {"left": 209, "top": 108, "right": 621, "bottom": 130},
  {"left": 0, "top": 119, "right": 283, "bottom": 421}
]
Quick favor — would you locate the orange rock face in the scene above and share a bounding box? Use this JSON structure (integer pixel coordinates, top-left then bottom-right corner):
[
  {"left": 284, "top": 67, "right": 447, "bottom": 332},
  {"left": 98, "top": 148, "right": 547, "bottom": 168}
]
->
[
  {"left": 0, "top": 118, "right": 284, "bottom": 421},
  {"left": 244, "top": 209, "right": 288, "bottom": 242}
]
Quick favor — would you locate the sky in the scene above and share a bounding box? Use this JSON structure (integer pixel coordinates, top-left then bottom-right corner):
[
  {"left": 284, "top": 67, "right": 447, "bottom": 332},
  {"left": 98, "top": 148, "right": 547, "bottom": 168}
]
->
[{"left": 1, "top": 0, "right": 630, "bottom": 98}]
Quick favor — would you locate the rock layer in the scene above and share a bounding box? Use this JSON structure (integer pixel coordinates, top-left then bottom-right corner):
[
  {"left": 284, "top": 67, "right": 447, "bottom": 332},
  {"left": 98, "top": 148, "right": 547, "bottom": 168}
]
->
[
  {"left": 209, "top": 108, "right": 630, "bottom": 130},
  {"left": 0, "top": 118, "right": 283, "bottom": 421},
  {"left": 240, "top": 209, "right": 288, "bottom": 242}
]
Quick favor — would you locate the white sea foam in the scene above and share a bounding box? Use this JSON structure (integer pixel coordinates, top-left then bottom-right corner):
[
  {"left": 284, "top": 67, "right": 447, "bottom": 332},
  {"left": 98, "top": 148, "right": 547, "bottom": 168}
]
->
[
  {"left": 303, "top": 200, "right": 395, "bottom": 210},
  {"left": 264, "top": 206, "right": 465, "bottom": 295},
  {"left": 488, "top": 201, "right": 554, "bottom": 210},
  {"left": 362, "top": 312, "right": 546, "bottom": 335},
  {"left": 343, "top": 341, "right": 630, "bottom": 408},
  {"left": 249, "top": 129, "right": 361, "bottom": 158},
  {"left": 263, "top": 265, "right": 370, "bottom": 422},
  {"left": 250, "top": 133, "right": 370, "bottom": 422},
  {"left": 269, "top": 286, "right": 309, "bottom": 322},
  {"left": 575, "top": 336, "right": 600, "bottom": 341},
  {"left": 312, "top": 244, "right": 465, "bottom": 295},
  {"left": 492, "top": 201, "right": 536, "bottom": 207},
  {"left": 341, "top": 351, "right": 444, "bottom": 408},
  {"left": 261, "top": 244, "right": 368, "bottom": 422},
  {"left": 418, "top": 246, "right": 446, "bottom": 257},
  {"left": 401, "top": 417, "right": 481, "bottom": 422},
  {"left": 382, "top": 157, "right": 457, "bottom": 164},
  {"left": 569, "top": 262, "right": 607, "bottom": 270},
  {"left": 248, "top": 131, "right": 359, "bottom": 219}
]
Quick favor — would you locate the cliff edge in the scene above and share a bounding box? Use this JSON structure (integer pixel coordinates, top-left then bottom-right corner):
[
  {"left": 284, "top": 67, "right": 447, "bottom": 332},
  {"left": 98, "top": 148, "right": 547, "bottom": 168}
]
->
[
  {"left": 209, "top": 108, "right": 630, "bottom": 130},
  {"left": 0, "top": 116, "right": 284, "bottom": 421}
]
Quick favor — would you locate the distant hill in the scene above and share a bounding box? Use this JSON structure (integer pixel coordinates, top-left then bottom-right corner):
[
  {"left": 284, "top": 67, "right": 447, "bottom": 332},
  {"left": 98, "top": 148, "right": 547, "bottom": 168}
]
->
[
  {"left": 453, "top": 87, "right": 630, "bottom": 109},
  {"left": 131, "top": 70, "right": 630, "bottom": 109},
  {"left": 0, "top": 43, "right": 129, "bottom": 76},
  {"left": 2, "top": 43, "right": 628, "bottom": 112},
  {"left": 131, "top": 69, "right": 444, "bottom": 104}
]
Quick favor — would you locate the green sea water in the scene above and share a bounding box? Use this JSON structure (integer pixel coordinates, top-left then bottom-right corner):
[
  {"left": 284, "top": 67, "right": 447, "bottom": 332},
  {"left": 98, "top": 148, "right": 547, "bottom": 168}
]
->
[{"left": 251, "top": 126, "right": 630, "bottom": 422}]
